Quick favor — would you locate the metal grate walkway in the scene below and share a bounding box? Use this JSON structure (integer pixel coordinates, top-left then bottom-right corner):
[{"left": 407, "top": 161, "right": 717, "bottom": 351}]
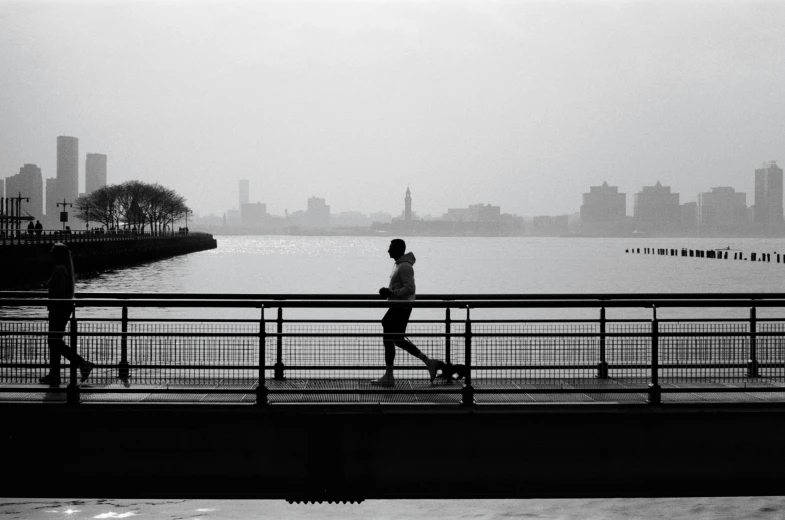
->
[{"left": 3, "top": 377, "right": 785, "bottom": 405}]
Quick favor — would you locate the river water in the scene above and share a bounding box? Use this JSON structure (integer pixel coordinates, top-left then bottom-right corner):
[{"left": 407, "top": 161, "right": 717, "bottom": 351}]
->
[
  {"left": 76, "top": 235, "right": 785, "bottom": 295},
  {"left": 50, "top": 235, "right": 785, "bottom": 322}
]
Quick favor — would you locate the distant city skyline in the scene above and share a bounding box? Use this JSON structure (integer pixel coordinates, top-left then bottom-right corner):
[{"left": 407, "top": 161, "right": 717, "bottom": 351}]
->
[{"left": 3, "top": 133, "right": 783, "bottom": 235}]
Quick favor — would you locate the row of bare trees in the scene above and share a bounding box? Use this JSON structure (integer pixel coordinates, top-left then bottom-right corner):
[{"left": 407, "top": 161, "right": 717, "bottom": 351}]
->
[{"left": 74, "top": 181, "right": 190, "bottom": 234}]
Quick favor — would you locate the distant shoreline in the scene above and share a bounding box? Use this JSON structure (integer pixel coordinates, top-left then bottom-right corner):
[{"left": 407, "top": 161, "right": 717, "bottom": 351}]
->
[{"left": 197, "top": 228, "right": 785, "bottom": 239}]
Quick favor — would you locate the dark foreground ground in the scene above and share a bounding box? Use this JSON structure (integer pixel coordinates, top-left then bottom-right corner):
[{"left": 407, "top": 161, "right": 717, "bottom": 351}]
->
[{"left": 3, "top": 402, "right": 785, "bottom": 500}]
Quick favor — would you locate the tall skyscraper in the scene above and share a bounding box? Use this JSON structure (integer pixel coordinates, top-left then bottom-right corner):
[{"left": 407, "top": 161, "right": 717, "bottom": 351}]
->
[
  {"left": 5, "top": 164, "right": 44, "bottom": 219},
  {"left": 56, "top": 136, "right": 79, "bottom": 201},
  {"left": 239, "top": 179, "right": 249, "bottom": 207},
  {"left": 47, "top": 136, "right": 78, "bottom": 222},
  {"left": 85, "top": 153, "right": 107, "bottom": 194},
  {"left": 754, "top": 161, "right": 783, "bottom": 227},
  {"left": 404, "top": 186, "right": 412, "bottom": 221}
]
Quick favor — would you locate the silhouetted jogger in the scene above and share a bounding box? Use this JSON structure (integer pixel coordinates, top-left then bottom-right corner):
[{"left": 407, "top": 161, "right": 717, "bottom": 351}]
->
[{"left": 372, "top": 239, "right": 441, "bottom": 386}]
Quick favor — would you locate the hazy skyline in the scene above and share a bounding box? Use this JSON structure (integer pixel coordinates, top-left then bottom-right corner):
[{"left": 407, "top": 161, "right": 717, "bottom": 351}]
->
[{"left": 2, "top": 0, "right": 785, "bottom": 218}]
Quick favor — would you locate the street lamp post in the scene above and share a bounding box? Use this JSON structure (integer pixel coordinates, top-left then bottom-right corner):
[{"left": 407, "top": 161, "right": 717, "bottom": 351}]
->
[{"left": 56, "top": 198, "right": 72, "bottom": 232}]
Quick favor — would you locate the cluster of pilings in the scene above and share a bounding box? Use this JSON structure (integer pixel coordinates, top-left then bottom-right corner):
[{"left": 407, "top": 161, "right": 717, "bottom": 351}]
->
[
  {"left": 626, "top": 247, "right": 783, "bottom": 262},
  {"left": 1, "top": 195, "right": 33, "bottom": 240}
]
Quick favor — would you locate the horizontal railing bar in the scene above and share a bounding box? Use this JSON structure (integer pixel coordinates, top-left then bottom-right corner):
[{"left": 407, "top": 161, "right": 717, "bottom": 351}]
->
[
  {"left": 6, "top": 291, "right": 785, "bottom": 301},
  {"left": 4, "top": 363, "right": 785, "bottom": 371},
  {"left": 5, "top": 330, "right": 785, "bottom": 338},
  {"left": 8, "top": 298, "right": 785, "bottom": 309},
  {"left": 6, "top": 315, "right": 785, "bottom": 324}
]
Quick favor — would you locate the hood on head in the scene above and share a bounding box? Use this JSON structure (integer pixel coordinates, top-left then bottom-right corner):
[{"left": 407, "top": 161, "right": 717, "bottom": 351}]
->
[{"left": 396, "top": 252, "right": 416, "bottom": 265}]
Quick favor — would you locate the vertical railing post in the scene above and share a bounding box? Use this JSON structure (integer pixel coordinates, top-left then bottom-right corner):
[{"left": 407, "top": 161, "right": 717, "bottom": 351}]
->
[
  {"left": 461, "top": 305, "right": 475, "bottom": 406},
  {"left": 67, "top": 311, "right": 80, "bottom": 405},
  {"left": 647, "top": 306, "right": 661, "bottom": 405},
  {"left": 256, "top": 305, "right": 269, "bottom": 406},
  {"left": 748, "top": 306, "right": 759, "bottom": 378},
  {"left": 274, "top": 307, "right": 285, "bottom": 380},
  {"left": 597, "top": 306, "right": 608, "bottom": 379},
  {"left": 445, "top": 307, "right": 451, "bottom": 365},
  {"left": 118, "top": 306, "right": 129, "bottom": 379}
]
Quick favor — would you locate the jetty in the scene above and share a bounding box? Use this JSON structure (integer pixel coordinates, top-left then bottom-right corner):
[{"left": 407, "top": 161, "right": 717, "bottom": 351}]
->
[
  {"left": 0, "top": 230, "right": 217, "bottom": 288},
  {"left": 2, "top": 293, "right": 785, "bottom": 500}
]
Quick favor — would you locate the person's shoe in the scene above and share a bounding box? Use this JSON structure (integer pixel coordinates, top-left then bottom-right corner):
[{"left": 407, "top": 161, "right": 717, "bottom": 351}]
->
[
  {"left": 79, "top": 361, "right": 96, "bottom": 383},
  {"left": 426, "top": 359, "right": 443, "bottom": 384},
  {"left": 39, "top": 373, "right": 61, "bottom": 386},
  {"left": 370, "top": 373, "right": 395, "bottom": 386}
]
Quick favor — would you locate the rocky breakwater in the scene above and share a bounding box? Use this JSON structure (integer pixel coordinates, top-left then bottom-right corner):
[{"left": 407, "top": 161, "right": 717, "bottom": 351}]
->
[{"left": 0, "top": 232, "right": 217, "bottom": 289}]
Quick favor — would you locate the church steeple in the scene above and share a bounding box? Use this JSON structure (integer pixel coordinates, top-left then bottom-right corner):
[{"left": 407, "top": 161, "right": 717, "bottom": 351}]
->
[{"left": 404, "top": 186, "right": 412, "bottom": 221}]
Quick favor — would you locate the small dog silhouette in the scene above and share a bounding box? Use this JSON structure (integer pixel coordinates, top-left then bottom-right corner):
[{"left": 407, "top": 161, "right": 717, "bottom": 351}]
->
[{"left": 437, "top": 361, "right": 469, "bottom": 382}]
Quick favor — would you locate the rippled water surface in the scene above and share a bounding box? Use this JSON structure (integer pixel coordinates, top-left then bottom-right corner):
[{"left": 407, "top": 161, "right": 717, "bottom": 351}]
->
[
  {"left": 8, "top": 235, "right": 785, "bottom": 320},
  {"left": 67, "top": 235, "right": 785, "bottom": 319},
  {"left": 76, "top": 235, "right": 785, "bottom": 295}
]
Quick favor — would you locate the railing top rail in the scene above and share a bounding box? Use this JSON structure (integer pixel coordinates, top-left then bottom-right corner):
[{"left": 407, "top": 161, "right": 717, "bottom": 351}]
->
[
  {"left": 3, "top": 297, "right": 785, "bottom": 309},
  {"left": 2, "top": 291, "right": 785, "bottom": 301}
]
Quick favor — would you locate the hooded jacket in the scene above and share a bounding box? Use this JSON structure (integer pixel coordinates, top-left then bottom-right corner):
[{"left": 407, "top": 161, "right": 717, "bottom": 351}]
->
[{"left": 387, "top": 252, "right": 416, "bottom": 301}]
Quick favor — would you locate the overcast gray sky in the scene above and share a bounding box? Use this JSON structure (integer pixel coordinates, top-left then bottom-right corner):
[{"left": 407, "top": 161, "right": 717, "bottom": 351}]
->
[{"left": 2, "top": 0, "right": 784, "bottom": 218}]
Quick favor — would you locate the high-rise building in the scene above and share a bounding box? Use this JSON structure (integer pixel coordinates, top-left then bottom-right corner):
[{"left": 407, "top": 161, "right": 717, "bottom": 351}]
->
[
  {"left": 85, "top": 153, "right": 107, "bottom": 194},
  {"left": 633, "top": 181, "right": 680, "bottom": 232},
  {"left": 5, "top": 164, "right": 44, "bottom": 219},
  {"left": 698, "top": 187, "right": 747, "bottom": 230},
  {"left": 404, "top": 186, "right": 412, "bottom": 221},
  {"left": 239, "top": 179, "right": 249, "bottom": 207},
  {"left": 306, "top": 197, "right": 330, "bottom": 228},
  {"left": 580, "top": 182, "right": 626, "bottom": 222},
  {"left": 754, "top": 161, "right": 783, "bottom": 227},
  {"left": 56, "top": 136, "right": 78, "bottom": 201},
  {"left": 47, "top": 136, "right": 78, "bottom": 221}
]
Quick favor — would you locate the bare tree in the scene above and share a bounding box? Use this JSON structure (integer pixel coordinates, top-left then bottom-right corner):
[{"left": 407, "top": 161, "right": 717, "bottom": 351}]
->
[{"left": 74, "top": 182, "right": 190, "bottom": 234}]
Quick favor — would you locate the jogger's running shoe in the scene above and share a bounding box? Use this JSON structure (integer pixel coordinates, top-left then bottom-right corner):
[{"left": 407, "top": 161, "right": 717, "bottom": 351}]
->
[
  {"left": 39, "top": 373, "right": 61, "bottom": 385},
  {"left": 370, "top": 373, "right": 395, "bottom": 386},
  {"left": 79, "top": 361, "right": 96, "bottom": 383}
]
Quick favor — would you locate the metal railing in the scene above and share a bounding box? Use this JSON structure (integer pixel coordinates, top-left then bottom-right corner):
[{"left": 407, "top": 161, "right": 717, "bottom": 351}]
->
[
  {"left": 0, "top": 229, "right": 203, "bottom": 246},
  {"left": 2, "top": 292, "right": 785, "bottom": 406}
]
